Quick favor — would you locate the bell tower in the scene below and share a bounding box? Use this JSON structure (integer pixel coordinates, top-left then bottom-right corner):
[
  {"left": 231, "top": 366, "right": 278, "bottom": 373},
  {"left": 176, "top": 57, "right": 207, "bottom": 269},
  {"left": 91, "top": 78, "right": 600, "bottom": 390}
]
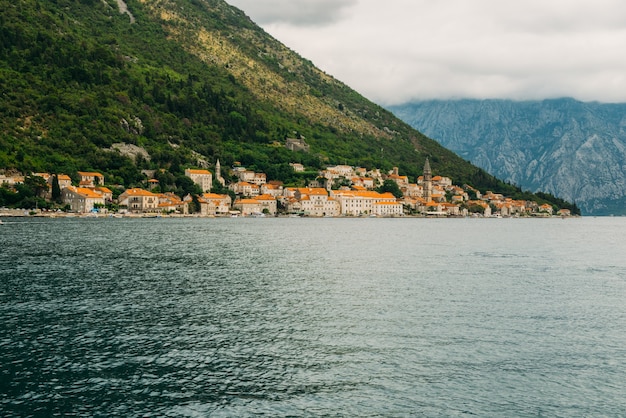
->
[
  {"left": 215, "top": 159, "right": 225, "bottom": 186},
  {"left": 423, "top": 157, "right": 432, "bottom": 202}
]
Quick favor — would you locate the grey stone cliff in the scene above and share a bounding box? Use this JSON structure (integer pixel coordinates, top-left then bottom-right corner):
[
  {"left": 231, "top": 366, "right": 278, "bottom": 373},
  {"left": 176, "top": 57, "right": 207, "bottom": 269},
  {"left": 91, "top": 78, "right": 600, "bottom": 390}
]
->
[{"left": 389, "top": 98, "right": 626, "bottom": 215}]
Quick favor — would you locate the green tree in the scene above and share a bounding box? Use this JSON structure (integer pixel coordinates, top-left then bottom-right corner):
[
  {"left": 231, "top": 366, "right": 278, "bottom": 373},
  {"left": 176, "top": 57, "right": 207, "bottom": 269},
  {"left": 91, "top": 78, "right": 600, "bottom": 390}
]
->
[
  {"left": 188, "top": 194, "right": 201, "bottom": 213},
  {"left": 377, "top": 179, "right": 403, "bottom": 199},
  {"left": 25, "top": 175, "right": 49, "bottom": 198},
  {"left": 51, "top": 174, "right": 62, "bottom": 203},
  {"left": 175, "top": 175, "right": 202, "bottom": 198}
]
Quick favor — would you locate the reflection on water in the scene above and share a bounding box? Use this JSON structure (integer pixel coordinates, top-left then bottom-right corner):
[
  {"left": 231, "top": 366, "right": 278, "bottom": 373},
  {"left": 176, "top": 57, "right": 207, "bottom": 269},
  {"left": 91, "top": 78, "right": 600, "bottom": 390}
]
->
[{"left": 1, "top": 217, "right": 626, "bottom": 416}]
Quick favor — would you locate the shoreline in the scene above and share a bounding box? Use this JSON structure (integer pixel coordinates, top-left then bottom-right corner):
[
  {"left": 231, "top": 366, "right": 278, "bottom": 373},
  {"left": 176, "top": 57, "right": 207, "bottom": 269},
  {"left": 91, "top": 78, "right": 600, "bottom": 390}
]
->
[{"left": 0, "top": 209, "right": 579, "bottom": 219}]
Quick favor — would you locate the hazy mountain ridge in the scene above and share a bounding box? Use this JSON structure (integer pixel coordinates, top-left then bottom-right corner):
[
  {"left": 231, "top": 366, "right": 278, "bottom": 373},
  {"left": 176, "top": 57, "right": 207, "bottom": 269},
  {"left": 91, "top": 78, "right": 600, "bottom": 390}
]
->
[{"left": 389, "top": 98, "right": 626, "bottom": 215}]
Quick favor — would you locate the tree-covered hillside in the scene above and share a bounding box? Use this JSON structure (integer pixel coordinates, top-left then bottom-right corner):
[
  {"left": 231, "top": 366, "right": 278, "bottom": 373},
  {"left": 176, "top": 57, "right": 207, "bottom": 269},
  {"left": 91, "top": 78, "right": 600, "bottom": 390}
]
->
[{"left": 0, "top": 0, "right": 576, "bottom": 212}]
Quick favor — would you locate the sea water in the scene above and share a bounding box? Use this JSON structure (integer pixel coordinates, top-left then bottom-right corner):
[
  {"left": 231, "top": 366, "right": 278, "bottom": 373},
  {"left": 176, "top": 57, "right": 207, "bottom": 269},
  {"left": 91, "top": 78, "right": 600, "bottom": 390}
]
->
[{"left": 1, "top": 217, "right": 625, "bottom": 416}]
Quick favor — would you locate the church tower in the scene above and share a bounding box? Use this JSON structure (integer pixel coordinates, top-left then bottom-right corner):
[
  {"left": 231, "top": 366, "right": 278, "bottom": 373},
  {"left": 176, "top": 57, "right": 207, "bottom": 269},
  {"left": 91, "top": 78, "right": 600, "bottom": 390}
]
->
[
  {"left": 423, "top": 157, "right": 432, "bottom": 202},
  {"left": 215, "top": 159, "right": 225, "bottom": 186}
]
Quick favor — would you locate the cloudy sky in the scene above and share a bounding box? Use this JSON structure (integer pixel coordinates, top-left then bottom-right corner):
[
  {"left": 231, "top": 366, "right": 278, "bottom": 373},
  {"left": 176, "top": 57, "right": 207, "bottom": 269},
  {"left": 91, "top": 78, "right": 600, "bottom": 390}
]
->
[{"left": 225, "top": 0, "right": 626, "bottom": 106}]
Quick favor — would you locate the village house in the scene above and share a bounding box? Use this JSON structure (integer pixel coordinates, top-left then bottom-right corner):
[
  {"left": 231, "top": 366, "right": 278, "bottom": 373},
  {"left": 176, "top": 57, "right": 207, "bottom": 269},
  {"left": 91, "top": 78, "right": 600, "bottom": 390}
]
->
[
  {"left": 326, "top": 165, "right": 354, "bottom": 178},
  {"left": 294, "top": 187, "right": 340, "bottom": 217},
  {"left": 261, "top": 182, "right": 284, "bottom": 198},
  {"left": 156, "top": 192, "right": 188, "bottom": 214},
  {"left": 0, "top": 174, "right": 24, "bottom": 187},
  {"left": 229, "top": 181, "right": 260, "bottom": 197},
  {"left": 418, "top": 200, "right": 445, "bottom": 216},
  {"left": 432, "top": 175, "right": 453, "bottom": 187},
  {"left": 482, "top": 191, "right": 505, "bottom": 204},
  {"left": 94, "top": 186, "right": 113, "bottom": 201},
  {"left": 197, "top": 193, "right": 231, "bottom": 216},
  {"left": 350, "top": 177, "right": 375, "bottom": 190},
  {"left": 441, "top": 202, "right": 461, "bottom": 216},
  {"left": 466, "top": 200, "right": 492, "bottom": 217},
  {"left": 498, "top": 202, "right": 513, "bottom": 217},
  {"left": 236, "top": 170, "right": 266, "bottom": 185},
  {"left": 236, "top": 170, "right": 255, "bottom": 182},
  {"left": 32, "top": 173, "right": 73, "bottom": 197},
  {"left": 401, "top": 183, "right": 422, "bottom": 198},
  {"left": 185, "top": 168, "right": 212, "bottom": 192},
  {"left": 451, "top": 194, "right": 465, "bottom": 204},
  {"left": 56, "top": 174, "right": 73, "bottom": 189},
  {"left": 118, "top": 188, "right": 159, "bottom": 213},
  {"left": 371, "top": 201, "right": 404, "bottom": 217},
  {"left": 387, "top": 167, "right": 409, "bottom": 188},
  {"left": 0, "top": 174, "right": 12, "bottom": 186},
  {"left": 233, "top": 196, "right": 276, "bottom": 216},
  {"left": 557, "top": 208, "right": 571, "bottom": 217},
  {"left": 289, "top": 163, "right": 305, "bottom": 172},
  {"left": 77, "top": 171, "right": 105, "bottom": 187},
  {"left": 34, "top": 172, "right": 51, "bottom": 183},
  {"left": 331, "top": 190, "right": 398, "bottom": 216},
  {"left": 401, "top": 196, "right": 418, "bottom": 212},
  {"left": 250, "top": 173, "right": 266, "bottom": 185},
  {"left": 253, "top": 194, "right": 278, "bottom": 215},
  {"left": 431, "top": 186, "right": 447, "bottom": 202},
  {"left": 61, "top": 186, "right": 105, "bottom": 213}
]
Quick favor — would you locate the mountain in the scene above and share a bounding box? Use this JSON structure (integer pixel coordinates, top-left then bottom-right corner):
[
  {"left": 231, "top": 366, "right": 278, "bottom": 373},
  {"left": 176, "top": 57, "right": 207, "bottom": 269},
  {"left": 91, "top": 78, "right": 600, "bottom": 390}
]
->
[
  {"left": 389, "top": 98, "right": 626, "bottom": 215},
  {"left": 0, "top": 0, "right": 573, "bottom": 211}
]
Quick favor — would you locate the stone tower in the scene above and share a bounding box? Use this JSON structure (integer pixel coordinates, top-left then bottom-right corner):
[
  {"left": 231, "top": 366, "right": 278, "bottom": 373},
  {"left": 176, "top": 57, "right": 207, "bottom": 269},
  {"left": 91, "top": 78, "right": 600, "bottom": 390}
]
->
[
  {"left": 215, "top": 159, "right": 225, "bottom": 186},
  {"left": 423, "top": 157, "right": 432, "bottom": 202}
]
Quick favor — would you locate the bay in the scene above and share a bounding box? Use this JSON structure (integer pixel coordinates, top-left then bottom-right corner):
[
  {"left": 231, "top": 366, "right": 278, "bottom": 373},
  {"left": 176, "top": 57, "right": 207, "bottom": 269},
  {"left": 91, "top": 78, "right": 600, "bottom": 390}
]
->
[{"left": 1, "top": 217, "right": 625, "bottom": 416}]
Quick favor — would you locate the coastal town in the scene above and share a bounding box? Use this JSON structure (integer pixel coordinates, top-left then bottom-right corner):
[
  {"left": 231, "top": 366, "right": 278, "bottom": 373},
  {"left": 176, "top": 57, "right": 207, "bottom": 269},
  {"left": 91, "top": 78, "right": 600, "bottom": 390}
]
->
[{"left": 0, "top": 159, "right": 572, "bottom": 218}]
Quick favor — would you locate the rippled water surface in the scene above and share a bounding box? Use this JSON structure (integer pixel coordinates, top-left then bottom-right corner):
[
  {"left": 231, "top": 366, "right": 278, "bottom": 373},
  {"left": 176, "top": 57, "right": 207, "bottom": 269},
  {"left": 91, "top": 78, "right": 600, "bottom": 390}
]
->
[{"left": 1, "top": 217, "right": 626, "bottom": 416}]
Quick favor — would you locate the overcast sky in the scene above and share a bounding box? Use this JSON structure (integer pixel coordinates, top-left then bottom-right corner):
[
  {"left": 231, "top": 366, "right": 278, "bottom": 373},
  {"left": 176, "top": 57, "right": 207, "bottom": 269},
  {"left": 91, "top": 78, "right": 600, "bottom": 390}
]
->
[{"left": 225, "top": 0, "right": 626, "bottom": 105}]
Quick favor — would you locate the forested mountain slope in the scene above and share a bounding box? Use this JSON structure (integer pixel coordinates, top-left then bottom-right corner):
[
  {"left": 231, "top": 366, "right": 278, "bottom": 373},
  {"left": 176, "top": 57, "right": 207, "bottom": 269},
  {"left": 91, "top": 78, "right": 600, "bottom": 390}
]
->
[{"left": 0, "top": 0, "right": 573, "bottom": 210}]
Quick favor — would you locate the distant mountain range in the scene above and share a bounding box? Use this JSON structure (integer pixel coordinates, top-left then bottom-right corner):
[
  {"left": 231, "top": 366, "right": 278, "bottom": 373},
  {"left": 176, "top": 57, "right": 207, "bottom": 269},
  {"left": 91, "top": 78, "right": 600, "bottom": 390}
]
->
[{"left": 389, "top": 98, "right": 626, "bottom": 215}]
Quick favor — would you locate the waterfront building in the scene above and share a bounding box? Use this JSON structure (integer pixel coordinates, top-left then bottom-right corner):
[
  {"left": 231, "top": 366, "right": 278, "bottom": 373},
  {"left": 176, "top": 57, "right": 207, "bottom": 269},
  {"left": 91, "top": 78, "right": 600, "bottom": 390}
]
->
[
  {"left": 61, "top": 186, "right": 105, "bottom": 213},
  {"left": 118, "top": 188, "right": 159, "bottom": 213},
  {"left": 331, "top": 190, "right": 397, "bottom": 216},
  {"left": 198, "top": 193, "right": 231, "bottom": 216}
]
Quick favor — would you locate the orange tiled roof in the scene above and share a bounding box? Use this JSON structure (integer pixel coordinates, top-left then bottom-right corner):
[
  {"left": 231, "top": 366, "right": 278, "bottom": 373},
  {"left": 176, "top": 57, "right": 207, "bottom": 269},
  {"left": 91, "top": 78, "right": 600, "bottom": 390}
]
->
[
  {"left": 122, "top": 188, "right": 157, "bottom": 197},
  {"left": 66, "top": 186, "right": 104, "bottom": 199},
  {"left": 254, "top": 194, "right": 276, "bottom": 201},
  {"left": 202, "top": 193, "right": 229, "bottom": 199},
  {"left": 295, "top": 187, "right": 327, "bottom": 195},
  {"left": 186, "top": 169, "right": 212, "bottom": 175},
  {"left": 334, "top": 190, "right": 395, "bottom": 199}
]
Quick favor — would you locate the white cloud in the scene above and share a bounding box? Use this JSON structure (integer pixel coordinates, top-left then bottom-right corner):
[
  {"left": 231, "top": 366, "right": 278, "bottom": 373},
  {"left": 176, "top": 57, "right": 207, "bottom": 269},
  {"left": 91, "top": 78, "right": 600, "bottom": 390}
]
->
[
  {"left": 226, "top": 0, "right": 626, "bottom": 104},
  {"left": 227, "top": 0, "right": 357, "bottom": 26}
]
